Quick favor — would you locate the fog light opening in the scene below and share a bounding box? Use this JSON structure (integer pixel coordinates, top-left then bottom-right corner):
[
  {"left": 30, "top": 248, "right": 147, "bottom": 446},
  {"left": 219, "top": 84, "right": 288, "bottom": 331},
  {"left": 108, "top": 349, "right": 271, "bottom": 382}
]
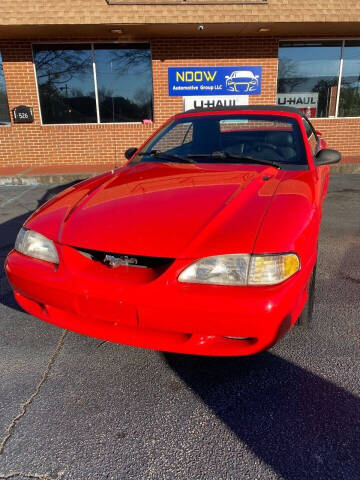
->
[
  {"left": 223, "top": 336, "right": 257, "bottom": 344},
  {"left": 224, "top": 336, "right": 250, "bottom": 340}
]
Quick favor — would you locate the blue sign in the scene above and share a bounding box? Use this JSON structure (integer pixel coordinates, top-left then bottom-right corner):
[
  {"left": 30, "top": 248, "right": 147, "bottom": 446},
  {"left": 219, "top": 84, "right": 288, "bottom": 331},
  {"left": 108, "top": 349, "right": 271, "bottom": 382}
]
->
[{"left": 168, "top": 66, "right": 262, "bottom": 96}]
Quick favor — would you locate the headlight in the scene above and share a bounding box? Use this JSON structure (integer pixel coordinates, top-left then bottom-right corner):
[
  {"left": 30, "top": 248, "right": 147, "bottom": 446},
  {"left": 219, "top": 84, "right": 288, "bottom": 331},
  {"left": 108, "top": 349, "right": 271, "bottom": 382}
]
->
[
  {"left": 15, "top": 228, "right": 59, "bottom": 264},
  {"left": 248, "top": 254, "right": 300, "bottom": 285},
  {"left": 178, "top": 254, "right": 250, "bottom": 286},
  {"left": 178, "top": 253, "right": 300, "bottom": 286}
]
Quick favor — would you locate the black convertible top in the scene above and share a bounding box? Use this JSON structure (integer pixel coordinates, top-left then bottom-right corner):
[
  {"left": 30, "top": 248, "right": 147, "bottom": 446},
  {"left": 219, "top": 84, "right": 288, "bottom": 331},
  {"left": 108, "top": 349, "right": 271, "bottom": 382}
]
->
[{"left": 182, "top": 105, "right": 307, "bottom": 117}]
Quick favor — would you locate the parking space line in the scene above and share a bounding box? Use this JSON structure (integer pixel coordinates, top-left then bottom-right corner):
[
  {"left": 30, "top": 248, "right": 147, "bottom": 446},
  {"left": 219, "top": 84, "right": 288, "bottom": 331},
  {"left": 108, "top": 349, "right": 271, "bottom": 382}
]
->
[{"left": 0, "top": 186, "right": 37, "bottom": 208}]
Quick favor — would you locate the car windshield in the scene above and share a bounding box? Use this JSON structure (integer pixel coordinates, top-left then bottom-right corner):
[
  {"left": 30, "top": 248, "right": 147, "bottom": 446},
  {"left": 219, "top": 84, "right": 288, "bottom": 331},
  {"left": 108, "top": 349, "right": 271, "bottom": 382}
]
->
[{"left": 133, "top": 114, "right": 307, "bottom": 168}]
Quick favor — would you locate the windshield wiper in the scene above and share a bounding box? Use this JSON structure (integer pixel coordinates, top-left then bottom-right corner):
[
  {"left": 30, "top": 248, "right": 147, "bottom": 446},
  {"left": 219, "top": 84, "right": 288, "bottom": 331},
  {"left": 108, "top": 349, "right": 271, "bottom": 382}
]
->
[
  {"left": 138, "top": 150, "right": 197, "bottom": 164},
  {"left": 188, "top": 151, "right": 281, "bottom": 169}
]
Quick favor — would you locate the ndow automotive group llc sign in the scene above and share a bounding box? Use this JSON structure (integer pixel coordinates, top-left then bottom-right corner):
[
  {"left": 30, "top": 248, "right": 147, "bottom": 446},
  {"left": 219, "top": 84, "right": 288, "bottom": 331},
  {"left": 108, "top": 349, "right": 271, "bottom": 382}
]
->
[{"left": 168, "top": 66, "right": 262, "bottom": 96}]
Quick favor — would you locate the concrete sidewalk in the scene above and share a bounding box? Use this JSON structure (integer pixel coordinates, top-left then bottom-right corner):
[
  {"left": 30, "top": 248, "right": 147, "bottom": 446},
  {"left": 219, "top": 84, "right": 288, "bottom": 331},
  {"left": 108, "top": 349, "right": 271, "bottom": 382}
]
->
[
  {"left": 0, "top": 164, "right": 117, "bottom": 185},
  {"left": 0, "top": 158, "right": 359, "bottom": 185}
]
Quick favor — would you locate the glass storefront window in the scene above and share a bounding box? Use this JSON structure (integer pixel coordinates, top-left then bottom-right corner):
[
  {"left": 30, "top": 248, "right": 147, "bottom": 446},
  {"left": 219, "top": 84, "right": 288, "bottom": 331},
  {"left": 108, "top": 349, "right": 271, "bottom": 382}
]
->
[
  {"left": 338, "top": 41, "right": 360, "bottom": 117},
  {"left": 94, "top": 44, "right": 153, "bottom": 123},
  {"left": 33, "top": 43, "right": 153, "bottom": 125},
  {"left": 0, "top": 52, "right": 10, "bottom": 125},
  {"left": 277, "top": 41, "right": 342, "bottom": 118},
  {"left": 33, "top": 44, "right": 96, "bottom": 124}
]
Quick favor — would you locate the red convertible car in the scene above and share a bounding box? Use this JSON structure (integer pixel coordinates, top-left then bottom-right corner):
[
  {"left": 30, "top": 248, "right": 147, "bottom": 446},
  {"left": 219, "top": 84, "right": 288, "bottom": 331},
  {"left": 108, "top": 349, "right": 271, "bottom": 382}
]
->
[{"left": 6, "top": 106, "right": 341, "bottom": 356}]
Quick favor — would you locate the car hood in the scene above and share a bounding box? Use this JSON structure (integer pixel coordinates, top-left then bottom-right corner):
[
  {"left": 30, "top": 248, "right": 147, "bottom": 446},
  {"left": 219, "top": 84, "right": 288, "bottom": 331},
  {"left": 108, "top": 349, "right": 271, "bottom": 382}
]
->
[{"left": 26, "top": 162, "right": 283, "bottom": 259}]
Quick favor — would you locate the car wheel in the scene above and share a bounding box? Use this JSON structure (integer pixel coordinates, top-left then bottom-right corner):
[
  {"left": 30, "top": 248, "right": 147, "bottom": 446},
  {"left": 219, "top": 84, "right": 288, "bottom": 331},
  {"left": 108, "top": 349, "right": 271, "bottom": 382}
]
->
[{"left": 297, "top": 263, "right": 317, "bottom": 328}]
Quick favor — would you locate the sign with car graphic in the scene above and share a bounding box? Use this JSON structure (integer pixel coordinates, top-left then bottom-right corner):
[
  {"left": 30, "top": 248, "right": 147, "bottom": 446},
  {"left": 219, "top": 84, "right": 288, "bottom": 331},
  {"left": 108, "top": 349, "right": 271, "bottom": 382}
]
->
[{"left": 168, "top": 66, "right": 262, "bottom": 96}]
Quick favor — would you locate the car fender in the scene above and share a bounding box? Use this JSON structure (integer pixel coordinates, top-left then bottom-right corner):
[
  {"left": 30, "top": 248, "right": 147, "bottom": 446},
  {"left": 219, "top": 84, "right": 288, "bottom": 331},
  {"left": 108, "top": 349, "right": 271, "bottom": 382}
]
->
[
  {"left": 24, "top": 171, "right": 114, "bottom": 243},
  {"left": 252, "top": 170, "right": 320, "bottom": 271}
]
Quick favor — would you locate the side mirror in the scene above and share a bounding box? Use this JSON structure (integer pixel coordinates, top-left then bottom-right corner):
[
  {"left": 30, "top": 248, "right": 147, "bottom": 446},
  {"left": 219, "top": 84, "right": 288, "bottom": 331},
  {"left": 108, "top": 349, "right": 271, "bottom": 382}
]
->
[
  {"left": 314, "top": 148, "right": 341, "bottom": 166},
  {"left": 124, "top": 147, "right": 138, "bottom": 160}
]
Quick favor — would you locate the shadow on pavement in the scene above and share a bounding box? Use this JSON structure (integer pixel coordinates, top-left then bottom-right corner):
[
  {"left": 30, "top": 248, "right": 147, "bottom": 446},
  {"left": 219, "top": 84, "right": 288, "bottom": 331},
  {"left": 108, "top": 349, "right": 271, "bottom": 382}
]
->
[
  {"left": 164, "top": 351, "right": 360, "bottom": 480},
  {"left": 0, "top": 182, "right": 79, "bottom": 312}
]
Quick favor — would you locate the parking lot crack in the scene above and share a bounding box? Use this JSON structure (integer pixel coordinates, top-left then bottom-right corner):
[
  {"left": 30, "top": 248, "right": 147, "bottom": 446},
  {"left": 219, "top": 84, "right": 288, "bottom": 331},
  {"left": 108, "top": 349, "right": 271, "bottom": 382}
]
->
[
  {"left": 0, "top": 330, "right": 68, "bottom": 455},
  {"left": 341, "top": 272, "right": 360, "bottom": 284},
  {"left": 0, "top": 472, "right": 61, "bottom": 480}
]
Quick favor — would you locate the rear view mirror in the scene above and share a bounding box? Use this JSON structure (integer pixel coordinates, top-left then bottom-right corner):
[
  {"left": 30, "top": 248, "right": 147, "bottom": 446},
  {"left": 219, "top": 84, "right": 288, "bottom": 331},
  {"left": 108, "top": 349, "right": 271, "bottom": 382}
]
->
[
  {"left": 125, "top": 147, "right": 138, "bottom": 160},
  {"left": 314, "top": 148, "right": 341, "bottom": 166}
]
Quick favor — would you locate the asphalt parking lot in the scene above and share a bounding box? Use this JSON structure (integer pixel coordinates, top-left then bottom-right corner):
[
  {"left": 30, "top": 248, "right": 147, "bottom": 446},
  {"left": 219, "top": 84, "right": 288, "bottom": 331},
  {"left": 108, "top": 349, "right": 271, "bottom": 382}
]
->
[{"left": 0, "top": 175, "right": 359, "bottom": 480}]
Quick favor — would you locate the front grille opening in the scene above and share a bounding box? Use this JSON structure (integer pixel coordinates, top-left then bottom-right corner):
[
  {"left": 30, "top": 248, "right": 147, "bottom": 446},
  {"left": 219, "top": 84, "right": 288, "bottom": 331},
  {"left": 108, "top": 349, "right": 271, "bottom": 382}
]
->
[{"left": 76, "top": 247, "right": 174, "bottom": 270}]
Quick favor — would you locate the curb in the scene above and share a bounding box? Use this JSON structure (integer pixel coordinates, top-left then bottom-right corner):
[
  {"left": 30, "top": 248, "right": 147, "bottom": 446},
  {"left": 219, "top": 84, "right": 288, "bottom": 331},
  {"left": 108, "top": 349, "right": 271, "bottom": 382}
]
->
[
  {"left": 0, "top": 173, "right": 99, "bottom": 186},
  {"left": 331, "top": 164, "right": 360, "bottom": 174},
  {"left": 0, "top": 165, "right": 359, "bottom": 185}
]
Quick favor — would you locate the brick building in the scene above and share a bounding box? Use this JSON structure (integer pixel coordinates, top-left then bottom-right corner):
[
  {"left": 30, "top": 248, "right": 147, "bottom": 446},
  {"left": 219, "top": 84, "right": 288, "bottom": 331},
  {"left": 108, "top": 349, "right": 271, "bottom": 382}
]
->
[{"left": 0, "top": 0, "right": 360, "bottom": 167}]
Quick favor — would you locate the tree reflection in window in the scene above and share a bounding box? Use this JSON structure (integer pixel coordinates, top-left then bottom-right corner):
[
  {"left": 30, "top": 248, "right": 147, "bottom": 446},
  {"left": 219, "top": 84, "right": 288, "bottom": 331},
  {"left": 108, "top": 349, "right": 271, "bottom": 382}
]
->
[
  {"left": 34, "top": 45, "right": 97, "bottom": 124},
  {"left": 277, "top": 42, "right": 342, "bottom": 118},
  {"left": 94, "top": 44, "right": 153, "bottom": 123},
  {"left": 0, "top": 52, "right": 10, "bottom": 125},
  {"left": 33, "top": 43, "right": 153, "bottom": 124},
  {"left": 338, "top": 41, "right": 360, "bottom": 117}
]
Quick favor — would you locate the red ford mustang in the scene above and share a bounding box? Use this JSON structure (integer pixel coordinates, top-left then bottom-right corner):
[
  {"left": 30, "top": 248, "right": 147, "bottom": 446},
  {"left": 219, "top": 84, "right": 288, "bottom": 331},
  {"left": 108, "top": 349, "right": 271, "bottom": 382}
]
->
[{"left": 6, "top": 106, "right": 341, "bottom": 356}]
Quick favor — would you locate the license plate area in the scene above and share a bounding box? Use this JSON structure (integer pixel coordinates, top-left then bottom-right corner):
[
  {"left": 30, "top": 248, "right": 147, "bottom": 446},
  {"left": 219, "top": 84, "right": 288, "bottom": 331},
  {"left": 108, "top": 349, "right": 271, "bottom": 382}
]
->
[{"left": 77, "top": 296, "right": 138, "bottom": 327}]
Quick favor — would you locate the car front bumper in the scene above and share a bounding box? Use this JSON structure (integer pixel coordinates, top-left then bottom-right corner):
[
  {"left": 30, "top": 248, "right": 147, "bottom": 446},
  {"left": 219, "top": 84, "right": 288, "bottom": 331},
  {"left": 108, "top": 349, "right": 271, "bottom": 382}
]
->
[{"left": 5, "top": 245, "right": 313, "bottom": 356}]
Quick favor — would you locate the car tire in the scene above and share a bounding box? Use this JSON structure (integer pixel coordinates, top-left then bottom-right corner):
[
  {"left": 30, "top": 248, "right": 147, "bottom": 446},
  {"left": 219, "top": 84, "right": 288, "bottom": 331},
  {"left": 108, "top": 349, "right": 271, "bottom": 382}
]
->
[{"left": 297, "top": 263, "right": 317, "bottom": 328}]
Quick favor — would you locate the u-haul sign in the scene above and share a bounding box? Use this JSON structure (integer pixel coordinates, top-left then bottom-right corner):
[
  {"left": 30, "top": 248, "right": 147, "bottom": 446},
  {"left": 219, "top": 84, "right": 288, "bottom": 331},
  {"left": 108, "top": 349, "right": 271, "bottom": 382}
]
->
[
  {"left": 277, "top": 93, "right": 319, "bottom": 118},
  {"left": 183, "top": 95, "right": 248, "bottom": 111}
]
